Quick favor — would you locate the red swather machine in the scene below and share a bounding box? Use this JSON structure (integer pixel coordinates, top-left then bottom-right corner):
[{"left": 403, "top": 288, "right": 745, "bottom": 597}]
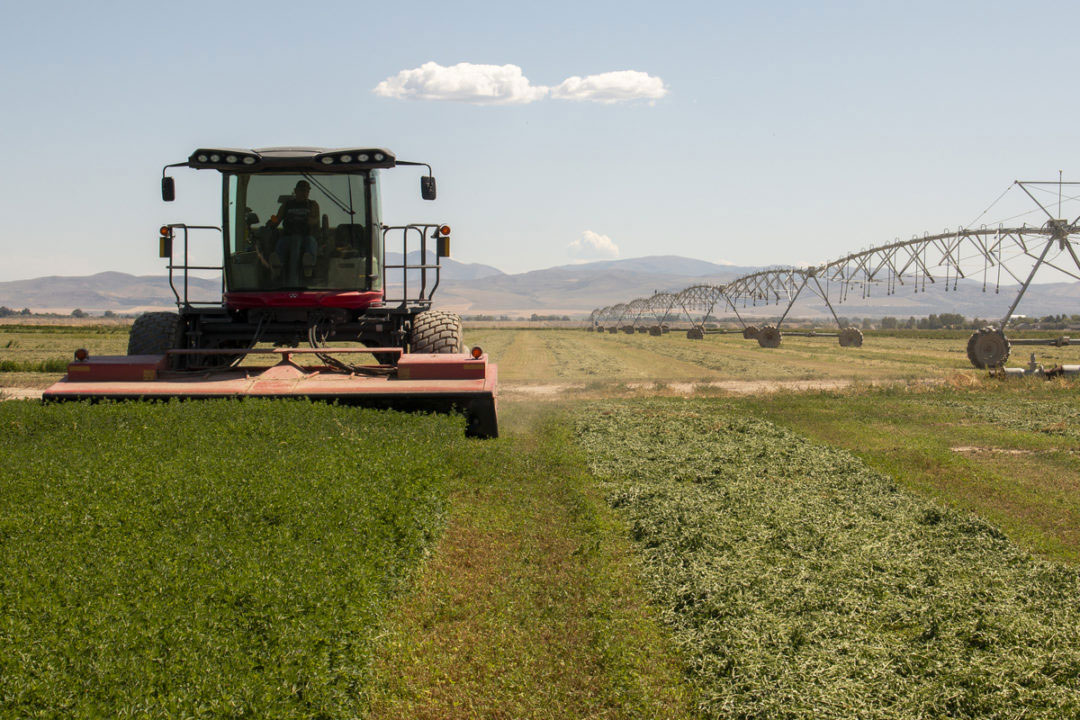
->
[{"left": 43, "top": 147, "right": 498, "bottom": 437}]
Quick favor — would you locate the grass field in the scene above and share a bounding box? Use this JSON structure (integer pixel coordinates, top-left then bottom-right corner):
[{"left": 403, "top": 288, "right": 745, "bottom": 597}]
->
[
  {"left": 0, "top": 324, "right": 129, "bottom": 387},
  {"left": 0, "top": 401, "right": 465, "bottom": 718},
  {"left": 2, "top": 324, "right": 1080, "bottom": 717},
  {"left": 466, "top": 328, "right": 1080, "bottom": 385}
]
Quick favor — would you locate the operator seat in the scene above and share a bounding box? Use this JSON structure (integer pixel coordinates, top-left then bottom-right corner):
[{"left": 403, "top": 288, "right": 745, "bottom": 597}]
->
[
  {"left": 326, "top": 223, "right": 369, "bottom": 288},
  {"left": 333, "top": 223, "right": 367, "bottom": 258}
]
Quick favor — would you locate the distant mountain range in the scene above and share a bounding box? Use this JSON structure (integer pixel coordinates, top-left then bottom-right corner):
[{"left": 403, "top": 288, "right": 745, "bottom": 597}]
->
[{"left": 1, "top": 255, "right": 1077, "bottom": 319}]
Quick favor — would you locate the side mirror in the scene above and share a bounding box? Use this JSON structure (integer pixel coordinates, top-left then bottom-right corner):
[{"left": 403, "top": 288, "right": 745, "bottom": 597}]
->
[
  {"left": 420, "top": 175, "right": 437, "bottom": 201},
  {"left": 162, "top": 176, "right": 175, "bottom": 202}
]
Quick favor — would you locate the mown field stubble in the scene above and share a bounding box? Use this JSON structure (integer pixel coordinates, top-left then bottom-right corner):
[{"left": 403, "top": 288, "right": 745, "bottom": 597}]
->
[{"left": 2, "top": 323, "right": 1080, "bottom": 718}]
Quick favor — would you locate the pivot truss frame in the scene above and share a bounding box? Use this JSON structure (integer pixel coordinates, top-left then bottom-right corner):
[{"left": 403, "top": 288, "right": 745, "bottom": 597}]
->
[{"left": 592, "top": 181, "right": 1080, "bottom": 339}]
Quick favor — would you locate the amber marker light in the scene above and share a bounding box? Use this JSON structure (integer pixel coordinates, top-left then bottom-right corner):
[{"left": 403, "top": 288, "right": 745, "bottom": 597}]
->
[
  {"left": 159, "top": 226, "right": 171, "bottom": 236},
  {"left": 439, "top": 225, "right": 451, "bottom": 235},
  {"left": 74, "top": 348, "right": 89, "bottom": 361},
  {"left": 470, "top": 346, "right": 483, "bottom": 359}
]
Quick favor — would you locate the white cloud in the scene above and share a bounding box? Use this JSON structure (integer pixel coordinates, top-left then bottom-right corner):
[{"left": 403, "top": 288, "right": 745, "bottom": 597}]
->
[
  {"left": 374, "top": 64, "right": 668, "bottom": 105},
  {"left": 372, "top": 62, "right": 548, "bottom": 105},
  {"left": 551, "top": 70, "right": 668, "bottom": 104},
  {"left": 568, "top": 230, "right": 620, "bottom": 259}
]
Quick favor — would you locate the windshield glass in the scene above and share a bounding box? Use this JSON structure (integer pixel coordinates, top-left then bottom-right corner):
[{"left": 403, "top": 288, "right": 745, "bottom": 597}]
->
[{"left": 224, "top": 172, "right": 379, "bottom": 292}]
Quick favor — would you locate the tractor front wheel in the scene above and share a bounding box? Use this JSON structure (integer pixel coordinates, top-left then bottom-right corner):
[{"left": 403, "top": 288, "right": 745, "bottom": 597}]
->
[
  {"left": 410, "top": 310, "right": 464, "bottom": 354},
  {"left": 128, "top": 312, "right": 183, "bottom": 356}
]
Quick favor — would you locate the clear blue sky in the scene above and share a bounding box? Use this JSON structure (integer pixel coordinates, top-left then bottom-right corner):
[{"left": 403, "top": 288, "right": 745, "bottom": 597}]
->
[{"left": 2, "top": 0, "right": 1078, "bottom": 281}]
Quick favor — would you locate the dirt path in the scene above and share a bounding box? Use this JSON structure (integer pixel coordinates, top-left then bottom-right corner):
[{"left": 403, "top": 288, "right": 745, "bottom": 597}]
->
[
  {"left": 0, "top": 387, "right": 44, "bottom": 400},
  {"left": 2, "top": 377, "right": 943, "bottom": 403},
  {"left": 499, "top": 377, "right": 938, "bottom": 398}
]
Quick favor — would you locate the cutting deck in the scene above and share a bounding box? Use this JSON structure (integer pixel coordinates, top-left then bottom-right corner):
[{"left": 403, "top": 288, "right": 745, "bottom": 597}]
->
[{"left": 43, "top": 348, "right": 499, "bottom": 438}]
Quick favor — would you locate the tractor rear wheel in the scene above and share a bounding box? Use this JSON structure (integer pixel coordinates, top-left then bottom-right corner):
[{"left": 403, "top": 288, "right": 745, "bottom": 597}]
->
[
  {"left": 128, "top": 312, "right": 183, "bottom": 356},
  {"left": 410, "top": 310, "right": 464, "bottom": 354},
  {"left": 967, "top": 326, "right": 1010, "bottom": 368}
]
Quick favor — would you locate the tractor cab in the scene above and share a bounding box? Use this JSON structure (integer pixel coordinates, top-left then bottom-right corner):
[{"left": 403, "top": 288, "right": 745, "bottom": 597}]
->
[
  {"left": 163, "top": 147, "right": 440, "bottom": 313},
  {"left": 224, "top": 171, "right": 377, "bottom": 296}
]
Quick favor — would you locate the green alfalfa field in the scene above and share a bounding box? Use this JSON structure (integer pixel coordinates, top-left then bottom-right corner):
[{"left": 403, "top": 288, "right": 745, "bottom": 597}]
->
[{"left": 2, "top": 325, "right": 1080, "bottom": 718}]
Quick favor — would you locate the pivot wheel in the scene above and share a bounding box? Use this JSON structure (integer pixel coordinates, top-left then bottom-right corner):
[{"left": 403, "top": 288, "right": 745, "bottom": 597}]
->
[
  {"left": 838, "top": 327, "right": 864, "bottom": 347},
  {"left": 648, "top": 325, "right": 662, "bottom": 336},
  {"left": 686, "top": 327, "right": 704, "bottom": 340},
  {"left": 967, "top": 326, "right": 1011, "bottom": 368},
  {"left": 742, "top": 325, "right": 759, "bottom": 340},
  {"left": 757, "top": 325, "right": 782, "bottom": 348},
  {"left": 410, "top": 310, "right": 464, "bottom": 353}
]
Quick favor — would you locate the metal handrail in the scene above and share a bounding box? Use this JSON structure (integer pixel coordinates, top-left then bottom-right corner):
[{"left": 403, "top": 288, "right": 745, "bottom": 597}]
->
[
  {"left": 164, "top": 224, "right": 223, "bottom": 308},
  {"left": 381, "top": 223, "right": 443, "bottom": 307}
]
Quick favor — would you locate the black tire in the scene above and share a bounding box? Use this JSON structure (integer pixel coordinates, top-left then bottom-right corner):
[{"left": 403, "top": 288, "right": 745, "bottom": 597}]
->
[
  {"left": 686, "top": 327, "right": 704, "bottom": 340},
  {"left": 743, "top": 325, "right": 759, "bottom": 340},
  {"left": 967, "top": 326, "right": 1010, "bottom": 368},
  {"left": 410, "top": 310, "right": 463, "bottom": 354},
  {"left": 128, "top": 312, "right": 183, "bottom": 356},
  {"left": 838, "top": 327, "right": 864, "bottom": 348},
  {"left": 757, "top": 325, "right": 782, "bottom": 348}
]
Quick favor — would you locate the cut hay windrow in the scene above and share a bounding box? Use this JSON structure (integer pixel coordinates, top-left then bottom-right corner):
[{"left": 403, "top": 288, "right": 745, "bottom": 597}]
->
[{"left": 577, "top": 399, "right": 1080, "bottom": 719}]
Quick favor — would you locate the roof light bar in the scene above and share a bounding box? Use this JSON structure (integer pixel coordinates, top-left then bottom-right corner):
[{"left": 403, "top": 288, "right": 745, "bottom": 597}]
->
[
  {"left": 188, "top": 148, "right": 262, "bottom": 169},
  {"left": 185, "top": 147, "right": 398, "bottom": 171},
  {"left": 311, "top": 149, "right": 396, "bottom": 169}
]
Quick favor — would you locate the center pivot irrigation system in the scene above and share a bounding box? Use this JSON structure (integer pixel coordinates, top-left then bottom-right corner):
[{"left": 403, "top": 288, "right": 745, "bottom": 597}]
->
[{"left": 590, "top": 180, "right": 1080, "bottom": 369}]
